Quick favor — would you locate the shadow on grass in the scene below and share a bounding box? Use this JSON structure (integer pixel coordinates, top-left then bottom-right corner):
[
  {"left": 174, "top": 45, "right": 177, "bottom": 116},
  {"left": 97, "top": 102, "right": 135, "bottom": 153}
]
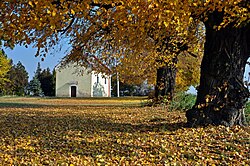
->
[
  {"left": 0, "top": 111, "right": 186, "bottom": 163},
  {"left": 0, "top": 102, "right": 146, "bottom": 108},
  {"left": 0, "top": 102, "right": 46, "bottom": 108},
  {"left": 0, "top": 112, "right": 185, "bottom": 134}
]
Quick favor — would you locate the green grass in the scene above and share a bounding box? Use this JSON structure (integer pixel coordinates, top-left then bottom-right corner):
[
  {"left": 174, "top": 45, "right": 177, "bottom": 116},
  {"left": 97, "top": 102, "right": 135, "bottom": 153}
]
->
[
  {"left": 0, "top": 96, "right": 148, "bottom": 107},
  {"left": 245, "top": 102, "right": 250, "bottom": 123}
]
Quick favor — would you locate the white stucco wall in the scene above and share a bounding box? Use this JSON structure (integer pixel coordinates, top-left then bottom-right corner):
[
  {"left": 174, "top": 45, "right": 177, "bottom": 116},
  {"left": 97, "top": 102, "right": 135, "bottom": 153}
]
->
[
  {"left": 56, "top": 63, "right": 111, "bottom": 97},
  {"left": 91, "top": 72, "right": 111, "bottom": 97},
  {"left": 56, "top": 64, "right": 92, "bottom": 97}
]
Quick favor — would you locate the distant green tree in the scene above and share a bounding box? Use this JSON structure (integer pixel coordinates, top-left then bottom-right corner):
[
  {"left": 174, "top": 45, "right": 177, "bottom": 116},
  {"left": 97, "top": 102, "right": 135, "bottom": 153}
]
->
[
  {"left": 52, "top": 69, "right": 56, "bottom": 96},
  {"left": 0, "top": 50, "right": 11, "bottom": 94},
  {"left": 39, "top": 68, "right": 54, "bottom": 96},
  {"left": 111, "top": 74, "right": 152, "bottom": 97},
  {"left": 6, "top": 61, "right": 29, "bottom": 96},
  {"left": 35, "top": 62, "right": 42, "bottom": 79},
  {"left": 26, "top": 76, "right": 43, "bottom": 96}
]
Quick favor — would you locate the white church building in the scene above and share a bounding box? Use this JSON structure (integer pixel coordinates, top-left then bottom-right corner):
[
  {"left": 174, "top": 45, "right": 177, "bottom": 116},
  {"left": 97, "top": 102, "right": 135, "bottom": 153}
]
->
[{"left": 55, "top": 63, "right": 111, "bottom": 97}]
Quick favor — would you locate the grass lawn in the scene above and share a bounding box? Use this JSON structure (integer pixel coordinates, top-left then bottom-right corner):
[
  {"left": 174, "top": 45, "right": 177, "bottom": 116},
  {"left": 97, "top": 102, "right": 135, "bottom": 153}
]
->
[
  {"left": 0, "top": 97, "right": 249, "bottom": 165},
  {"left": 0, "top": 96, "right": 148, "bottom": 107}
]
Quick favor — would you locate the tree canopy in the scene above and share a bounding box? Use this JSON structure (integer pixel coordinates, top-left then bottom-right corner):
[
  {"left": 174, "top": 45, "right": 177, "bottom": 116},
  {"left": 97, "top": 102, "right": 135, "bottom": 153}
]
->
[
  {"left": 1, "top": 0, "right": 248, "bottom": 59},
  {"left": 0, "top": 50, "right": 11, "bottom": 92},
  {"left": 1, "top": 0, "right": 247, "bottom": 72},
  {"left": 0, "top": 0, "right": 208, "bottom": 91},
  {"left": 5, "top": 61, "right": 29, "bottom": 96}
]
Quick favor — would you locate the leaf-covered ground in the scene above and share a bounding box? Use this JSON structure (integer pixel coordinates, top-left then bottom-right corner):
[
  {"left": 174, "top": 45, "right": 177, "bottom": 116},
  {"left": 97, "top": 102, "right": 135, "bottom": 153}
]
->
[{"left": 0, "top": 97, "right": 249, "bottom": 165}]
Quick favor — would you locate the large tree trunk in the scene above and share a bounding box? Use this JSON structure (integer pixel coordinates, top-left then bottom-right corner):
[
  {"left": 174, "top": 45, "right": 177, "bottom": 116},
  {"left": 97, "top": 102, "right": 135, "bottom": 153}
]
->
[
  {"left": 154, "top": 60, "right": 177, "bottom": 102},
  {"left": 186, "top": 12, "right": 250, "bottom": 127}
]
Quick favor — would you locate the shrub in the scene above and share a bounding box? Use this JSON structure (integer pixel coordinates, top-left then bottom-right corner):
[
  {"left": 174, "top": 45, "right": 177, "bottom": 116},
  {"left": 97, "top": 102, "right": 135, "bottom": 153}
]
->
[
  {"left": 245, "top": 102, "right": 250, "bottom": 124},
  {"left": 167, "top": 92, "right": 196, "bottom": 112}
]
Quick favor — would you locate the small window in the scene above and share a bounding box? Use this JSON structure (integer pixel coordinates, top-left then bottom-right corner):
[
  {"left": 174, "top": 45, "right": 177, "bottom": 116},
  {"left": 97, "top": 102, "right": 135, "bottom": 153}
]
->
[
  {"left": 97, "top": 76, "right": 99, "bottom": 83},
  {"left": 105, "top": 78, "right": 107, "bottom": 84}
]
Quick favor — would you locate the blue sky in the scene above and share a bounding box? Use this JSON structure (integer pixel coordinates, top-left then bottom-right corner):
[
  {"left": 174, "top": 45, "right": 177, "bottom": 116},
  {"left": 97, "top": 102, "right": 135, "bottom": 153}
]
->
[{"left": 4, "top": 45, "right": 66, "bottom": 80}]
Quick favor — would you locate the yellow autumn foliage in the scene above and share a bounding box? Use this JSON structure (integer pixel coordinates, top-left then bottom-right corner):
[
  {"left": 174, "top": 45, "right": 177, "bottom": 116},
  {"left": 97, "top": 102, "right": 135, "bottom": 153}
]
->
[
  {"left": 0, "top": 50, "right": 11, "bottom": 90},
  {"left": 0, "top": 0, "right": 248, "bottom": 89}
]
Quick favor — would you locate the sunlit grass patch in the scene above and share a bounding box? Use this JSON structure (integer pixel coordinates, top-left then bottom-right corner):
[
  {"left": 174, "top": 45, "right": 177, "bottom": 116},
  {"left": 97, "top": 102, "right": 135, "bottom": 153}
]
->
[{"left": 0, "top": 96, "right": 147, "bottom": 107}]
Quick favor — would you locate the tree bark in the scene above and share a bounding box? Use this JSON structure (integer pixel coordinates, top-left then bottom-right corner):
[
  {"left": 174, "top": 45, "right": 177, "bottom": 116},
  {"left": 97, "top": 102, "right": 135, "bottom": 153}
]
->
[
  {"left": 154, "top": 60, "right": 177, "bottom": 102},
  {"left": 186, "top": 12, "right": 250, "bottom": 127}
]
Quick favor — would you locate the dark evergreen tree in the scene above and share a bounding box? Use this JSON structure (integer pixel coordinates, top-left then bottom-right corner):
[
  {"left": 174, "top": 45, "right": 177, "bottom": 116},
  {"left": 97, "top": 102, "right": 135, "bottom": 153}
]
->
[
  {"left": 52, "top": 68, "right": 56, "bottom": 96},
  {"left": 35, "top": 62, "right": 42, "bottom": 79},
  {"left": 6, "top": 61, "right": 29, "bottom": 96},
  {"left": 26, "top": 76, "right": 43, "bottom": 96},
  {"left": 39, "top": 68, "right": 54, "bottom": 96}
]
